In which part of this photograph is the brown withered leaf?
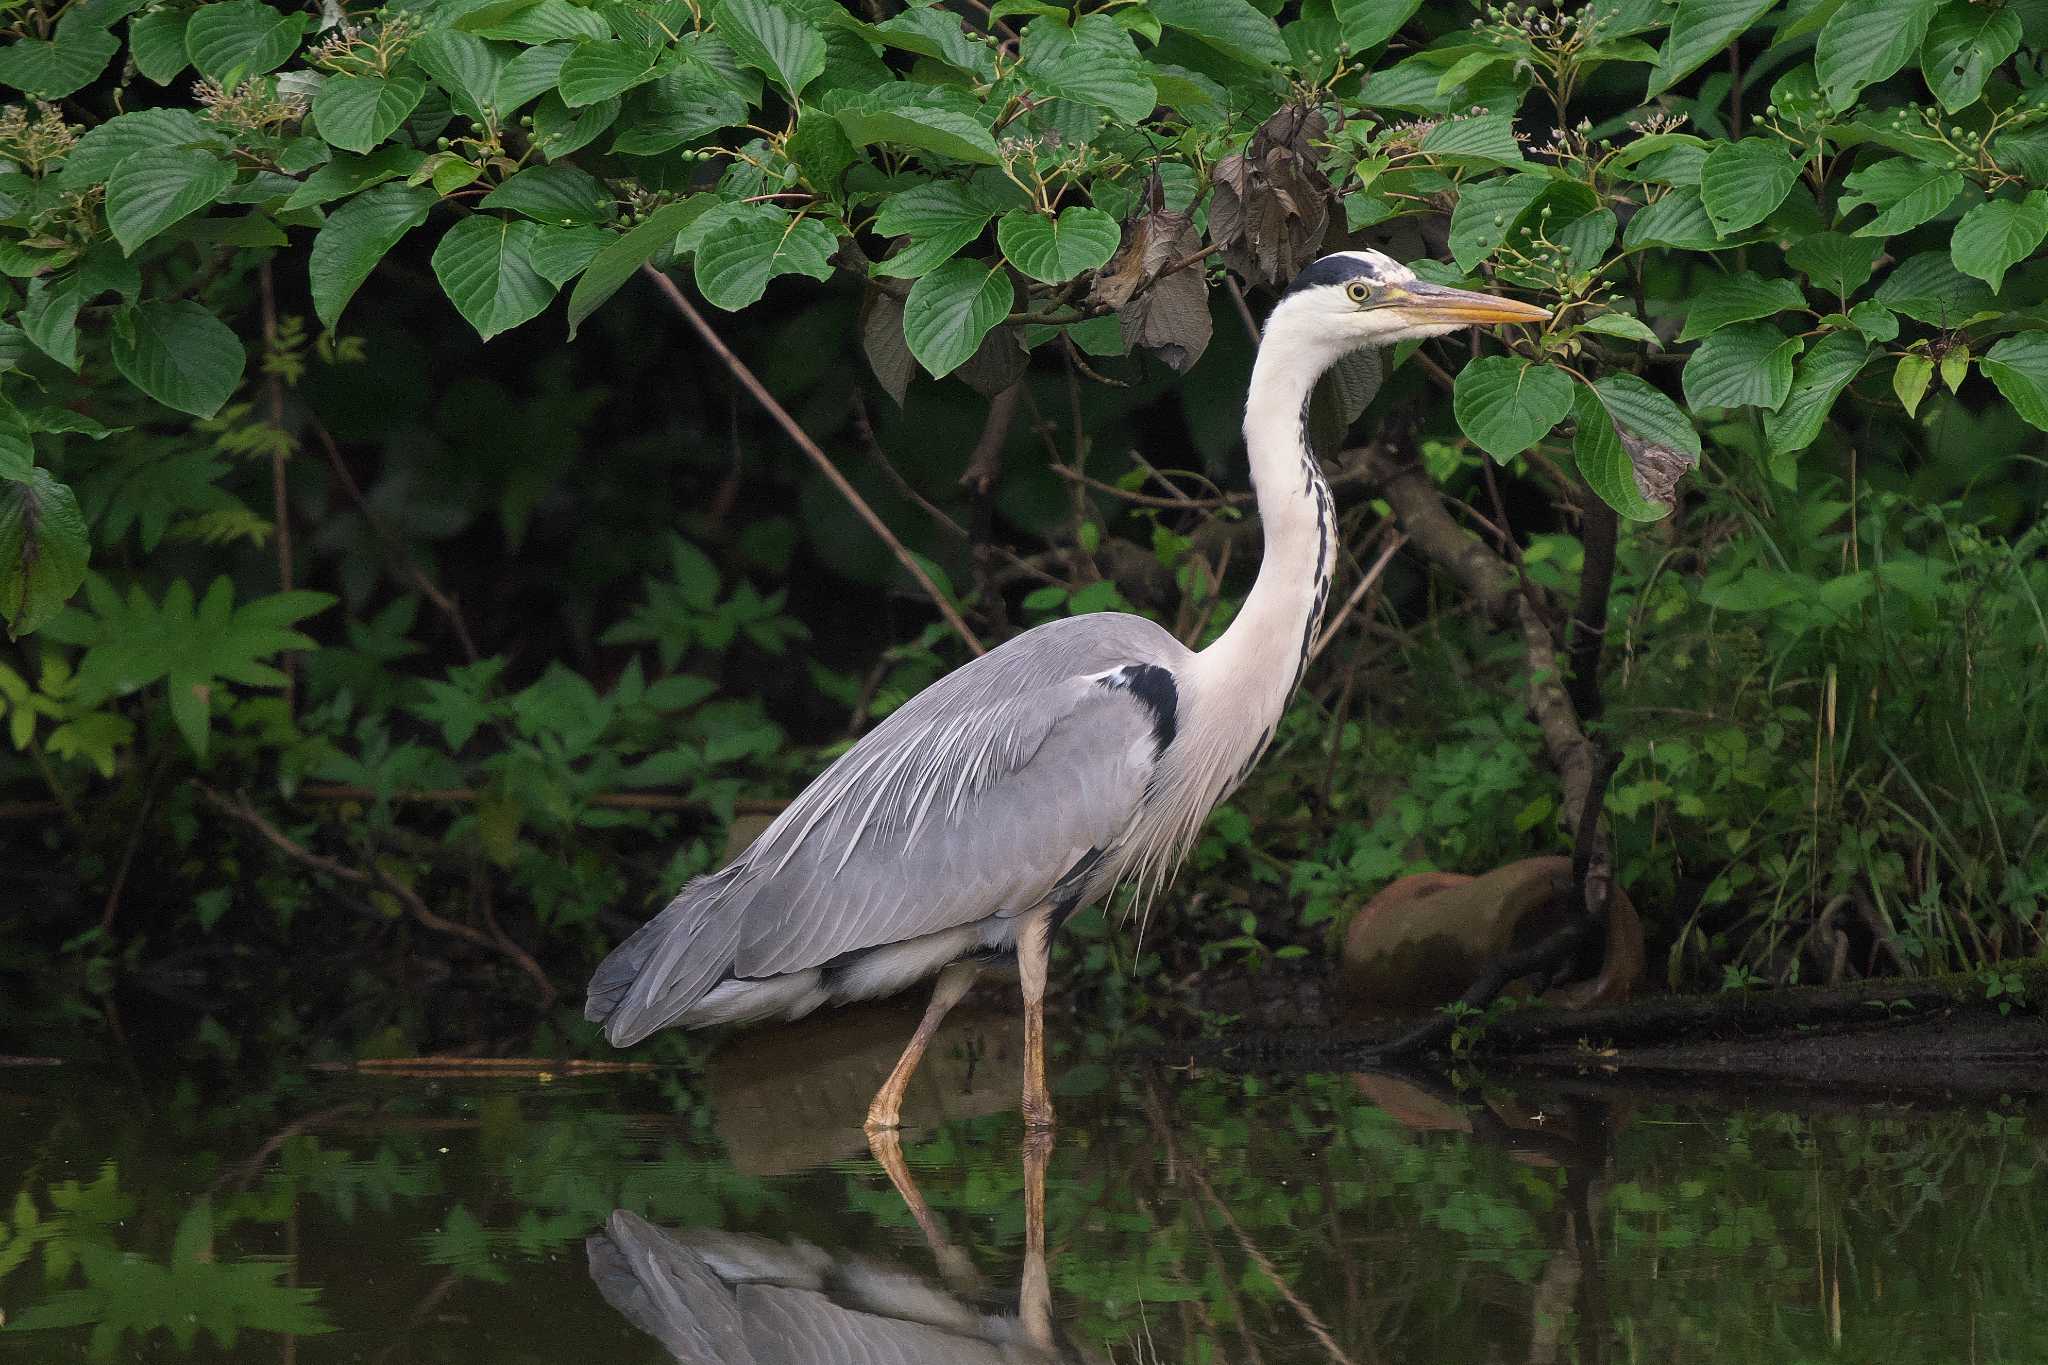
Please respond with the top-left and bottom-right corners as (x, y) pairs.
(1089, 173), (1212, 372)
(1617, 428), (1692, 512)
(1208, 104), (1333, 288)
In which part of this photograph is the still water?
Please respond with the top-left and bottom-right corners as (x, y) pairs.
(3, 1000), (2044, 1363)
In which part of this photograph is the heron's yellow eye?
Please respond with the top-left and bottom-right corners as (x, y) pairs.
(1345, 280), (1372, 304)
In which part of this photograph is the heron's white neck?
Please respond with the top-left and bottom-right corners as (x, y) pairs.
(1190, 312), (1345, 730)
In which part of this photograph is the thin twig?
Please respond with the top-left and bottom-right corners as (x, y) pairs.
(258, 261), (295, 711)
(638, 265), (985, 656)
(295, 783), (786, 814)
(196, 784), (557, 1006)
(1051, 463), (1252, 510)
(1309, 531), (1406, 665)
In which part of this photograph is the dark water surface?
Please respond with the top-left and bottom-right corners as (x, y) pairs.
(4, 1001), (2045, 1363)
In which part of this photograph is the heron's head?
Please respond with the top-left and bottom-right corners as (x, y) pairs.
(1268, 250), (1549, 360)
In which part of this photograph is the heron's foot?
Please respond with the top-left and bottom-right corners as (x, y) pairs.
(1021, 1095), (1056, 1131)
(863, 1104), (902, 1133)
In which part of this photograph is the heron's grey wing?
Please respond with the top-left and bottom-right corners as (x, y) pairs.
(589, 614), (1187, 1040)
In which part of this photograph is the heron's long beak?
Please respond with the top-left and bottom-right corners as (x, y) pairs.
(1379, 280), (1550, 326)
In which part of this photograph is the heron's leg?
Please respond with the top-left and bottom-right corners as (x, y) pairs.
(1017, 904), (1055, 1130)
(865, 960), (980, 1132)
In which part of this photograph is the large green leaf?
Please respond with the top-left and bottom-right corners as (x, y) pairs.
(67, 576), (333, 756)
(874, 181), (1003, 278)
(312, 74), (427, 154)
(459, 0), (609, 41)
(1838, 158), (1963, 237)
(306, 183), (437, 330)
(21, 274), (83, 371)
(1816, 0), (1941, 111)
(557, 37), (665, 106)
(1763, 331), (1870, 469)
(1622, 187), (1723, 250)
(565, 196), (718, 336)
(1785, 231), (1882, 296)
(128, 8), (191, 84)
(109, 301), (245, 418)
(104, 148), (233, 255)
(1648, 0), (1774, 95)
(996, 207), (1119, 284)
(1149, 0), (1289, 67)
(184, 0), (309, 83)
(1921, 5), (2021, 113)
(1025, 45), (1157, 122)
(497, 42), (574, 111)
(0, 470), (89, 640)
(718, 0), (826, 97)
(1874, 250), (1994, 324)
(1447, 174), (1549, 271)
(1982, 333), (2048, 432)
(432, 216), (559, 340)
(688, 202), (837, 311)
(1698, 138), (1801, 235)
(479, 164), (611, 226)
(281, 144), (426, 211)
(1681, 321), (1802, 410)
(55, 108), (222, 189)
(827, 85), (1001, 165)
(0, 26), (118, 97)
(1593, 373), (1701, 459)
(1677, 271), (1807, 342)
(903, 258), (1013, 378)
(1574, 385), (1674, 521)
(1333, 0), (1423, 50)
(1950, 193), (2048, 294)
(1451, 357), (1574, 460)
(872, 9), (995, 77)
(0, 395), (30, 483)
(409, 28), (506, 120)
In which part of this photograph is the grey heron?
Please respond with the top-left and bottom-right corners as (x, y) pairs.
(586, 250), (1548, 1129)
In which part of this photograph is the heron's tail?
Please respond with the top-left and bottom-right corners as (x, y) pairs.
(585, 868), (747, 1046)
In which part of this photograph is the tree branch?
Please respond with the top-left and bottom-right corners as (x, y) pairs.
(638, 264), (985, 657)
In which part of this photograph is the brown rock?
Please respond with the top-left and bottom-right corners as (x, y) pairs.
(1338, 856), (1642, 1011)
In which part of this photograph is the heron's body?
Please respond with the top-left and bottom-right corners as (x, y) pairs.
(587, 251), (1547, 1126)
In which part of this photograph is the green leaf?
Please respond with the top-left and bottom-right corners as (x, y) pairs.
(1420, 110), (1524, 166)
(1786, 230), (1882, 295)
(1579, 312), (1660, 344)
(56, 108), (223, 189)
(461, 0), (608, 41)
(432, 215), (559, 341)
(282, 144), (426, 210)
(0, 396), (30, 483)
(1846, 298), (1898, 341)
(1574, 385), (1674, 521)
(1676, 271), (1807, 343)
(306, 183), (437, 331)
(184, 0), (309, 83)
(873, 180), (1001, 278)
(21, 274), (83, 371)
(1025, 44), (1157, 122)
(903, 258), (1013, 378)
(1950, 193), (2048, 294)
(313, 74), (427, 154)
(67, 577), (332, 756)
(128, 9), (191, 84)
(1982, 333), (2048, 432)
(1681, 321), (1802, 410)
(1816, 0), (1941, 111)
(0, 470), (89, 639)
(996, 206), (1119, 284)
(611, 63), (751, 155)
(1622, 187), (1723, 250)
(1698, 138), (1801, 234)
(872, 9), (995, 76)
(1594, 373), (1702, 459)
(1149, 0), (1289, 67)
(1452, 357), (1574, 460)
(557, 37), (665, 106)
(104, 148), (233, 256)
(689, 201), (837, 310)
(1838, 158), (1963, 237)
(409, 28), (507, 120)
(718, 0), (826, 97)
(1334, 0), (1423, 50)
(1892, 352), (1934, 417)
(1874, 250), (1994, 324)
(0, 27), (117, 97)
(1921, 5), (2021, 112)
(109, 300), (245, 418)
(1763, 331), (1870, 464)
(525, 223), (608, 285)
(565, 196), (718, 336)
(497, 42), (574, 111)
(530, 91), (621, 159)
(827, 84), (1002, 165)
(1448, 173), (1549, 271)
(480, 164), (611, 226)
(1649, 0), (1774, 95)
